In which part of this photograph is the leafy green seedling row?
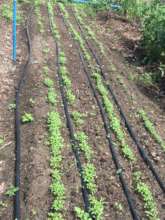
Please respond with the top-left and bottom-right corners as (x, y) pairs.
(139, 109), (165, 152)
(47, 111), (65, 220)
(93, 72), (135, 161)
(133, 171), (159, 220)
(34, 0), (44, 33)
(43, 76), (56, 105)
(43, 56), (66, 219)
(75, 132), (104, 220)
(60, 3), (135, 162)
(48, 1), (75, 105)
(74, 6), (105, 55)
(41, 7), (66, 216)
(49, 2), (104, 219)
(73, 6), (117, 73)
(59, 3), (159, 219)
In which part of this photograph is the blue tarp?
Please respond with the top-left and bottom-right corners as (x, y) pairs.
(73, 0), (89, 3)
(73, 0), (121, 10)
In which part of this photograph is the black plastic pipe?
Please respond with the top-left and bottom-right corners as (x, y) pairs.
(14, 8), (32, 220)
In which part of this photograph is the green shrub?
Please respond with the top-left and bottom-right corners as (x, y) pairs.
(142, 4), (165, 61)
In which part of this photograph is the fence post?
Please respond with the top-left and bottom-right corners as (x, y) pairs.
(13, 0), (17, 61)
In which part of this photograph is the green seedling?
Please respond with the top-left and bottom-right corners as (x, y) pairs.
(43, 48), (50, 54)
(59, 52), (67, 65)
(71, 111), (85, 125)
(8, 103), (16, 111)
(114, 202), (123, 213)
(21, 113), (34, 123)
(29, 98), (35, 106)
(0, 137), (4, 145)
(75, 132), (93, 161)
(75, 207), (91, 220)
(89, 196), (104, 220)
(138, 72), (154, 86)
(43, 77), (54, 88)
(116, 168), (123, 175)
(47, 88), (56, 105)
(43, 66), (49, 75)
(5, 186), (19, 197)
(83, 163), (97, 194)
(66, 90), (76, 104)
(31, 209), (37, 216)
(0, 201), (7, 208)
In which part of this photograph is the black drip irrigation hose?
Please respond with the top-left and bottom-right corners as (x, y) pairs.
(14, 8), (33, 220)
(71, 9), (165, 193)
(47, 4), (91, 216)
(59, 8), (140, 220)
